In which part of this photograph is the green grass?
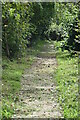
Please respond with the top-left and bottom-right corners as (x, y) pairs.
(54, 41), (78, 118)
(2, 57), (34, 119)
(2, 39), (78, 119)
(2, 40), (46, 120)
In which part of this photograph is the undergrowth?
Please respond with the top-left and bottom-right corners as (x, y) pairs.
(54, 41), (78, 118)
(2, 39), (45, 120)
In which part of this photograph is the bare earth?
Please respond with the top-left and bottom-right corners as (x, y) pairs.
(12, 41), (63, 118)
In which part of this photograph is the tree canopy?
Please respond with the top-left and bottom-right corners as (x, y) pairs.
(2, 2), (80, 58)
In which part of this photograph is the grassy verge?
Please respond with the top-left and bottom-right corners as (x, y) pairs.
(54, 41), (78, 118)
(2, 39), (45, 120)
(2, 57), (34, 119)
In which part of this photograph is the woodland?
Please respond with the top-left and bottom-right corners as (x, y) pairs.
(1, 2), (80, 119)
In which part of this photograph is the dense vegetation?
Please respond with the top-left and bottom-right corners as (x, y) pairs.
(2, 2), (80, 58)
(2, 2), (79, 119)
(54, 41), (78, 118)
(2, 2), (54, 58)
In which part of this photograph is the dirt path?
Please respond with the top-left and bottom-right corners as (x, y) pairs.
(12, 41), (63, 118)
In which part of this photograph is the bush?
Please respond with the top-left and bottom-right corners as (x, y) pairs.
(47, 23), (63, 41)
(67, 17), (80, 51)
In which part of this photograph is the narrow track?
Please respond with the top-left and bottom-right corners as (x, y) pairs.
(12, 41), (63, 118)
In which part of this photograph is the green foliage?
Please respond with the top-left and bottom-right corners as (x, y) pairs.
(2, 99), (14, 120)
(2, 56), (35, 96)
(47, 22), (63, 41)
(2, 39), (45, 119)
(2, 2), (80, 119)
(2, 2), (54, 58)
(31, 3), (54, 38)
(60, 3), (80, 52)
(2, 57), (30, 119)
(49, 2), (80, 52)
(67, 14), (80, 51)
(2, 2), (34, 58)
(54, 41), (78, 118)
